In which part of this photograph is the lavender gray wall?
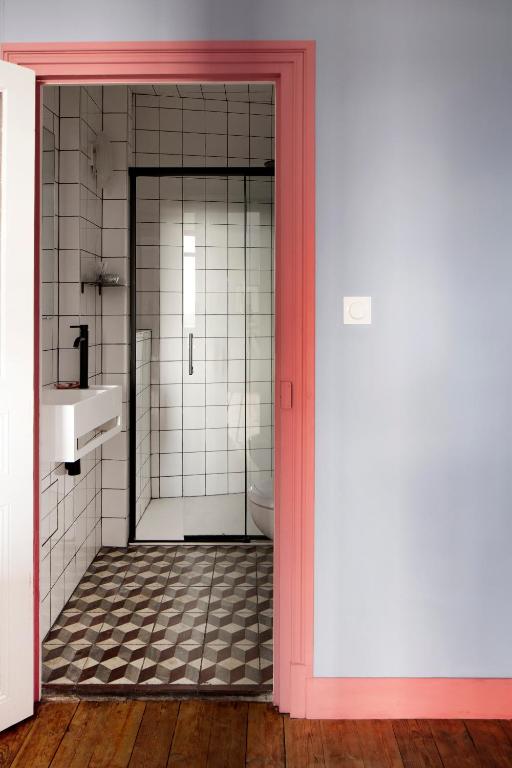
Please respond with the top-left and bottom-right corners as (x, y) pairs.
(4, 0), (512, 676)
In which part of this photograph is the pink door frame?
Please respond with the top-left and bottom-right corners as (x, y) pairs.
(1, 40), (316, 717)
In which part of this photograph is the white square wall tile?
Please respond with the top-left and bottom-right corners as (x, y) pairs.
(183, 475), (205, 496)
(60, 118), (80, 150)
(102, 489), (128, 518)
(103, 200), (128, 228)
(160, 476), (182, 497)
(206, 316), (227, 338)
(60, 86), (80, 117)
(206, 383), (227, 406)
(102, 431), (128, 461)
(228, 472), (245, 494)
(104, 113), (128, 141)
(160, 452), (182, 477)
(206, 428), (227, 451)
(160, 407), (182, 430)
(103, 344), (129, 374)
(102, 516), (129, 546)
(183, 383), (205, 407)
(228, 450), (245, 473)
(103, 85), (128, 113)
(183, 451), (206, 475)
(160, 430), (182, 453)
(183, 429), (206, 452)
(205, 338), (227, 360)
(183, 406), (206, 430)
(206, 450), (227, 473)
(159, 383), (182, 408)
(206, 405), (227, 429)
(102, 460), (128, 490)
(206, 474), (228, 495)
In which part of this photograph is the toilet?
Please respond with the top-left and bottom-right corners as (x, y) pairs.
(248, 478), (274, 540)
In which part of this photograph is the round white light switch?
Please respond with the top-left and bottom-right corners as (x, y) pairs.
(343, 296), (372, 325)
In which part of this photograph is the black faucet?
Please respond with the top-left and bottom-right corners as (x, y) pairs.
(71, 324), (89, 389)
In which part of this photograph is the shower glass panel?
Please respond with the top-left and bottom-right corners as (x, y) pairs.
(246, 176), (275, 494)
(130, 168), (274, 541)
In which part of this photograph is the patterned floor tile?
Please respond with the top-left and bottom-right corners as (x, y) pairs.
(209, 584), (258, 614)
(260, 640), (273, 685)
(43, 544), (273, 692)
(258, 608), (273, 644)
(79, 643), (146, 684)
(111, 589), (163, 613)
(160, 585), (211, 613)
(205, 607), (260, 644)
(166, 571), (213, 587)
(211, 569), (258, 587)
(151, 610), (208, 644)
(45, 610), (105, 645)
(42, 642), (90, 683)
(139, 642), (202, 684)
(200, 641), (261, 686)
(64, 598), (115, 615)
(98, 609), (157, 644)
(123, 571), (169, 587)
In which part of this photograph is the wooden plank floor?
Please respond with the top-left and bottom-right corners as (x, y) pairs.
(2, 700), (512, 767)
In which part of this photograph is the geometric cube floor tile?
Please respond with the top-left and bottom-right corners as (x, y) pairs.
(205, 607), (260, 644)
(139, 643), (203, 684)
(42, 544), (273, 691)
(151, 611), (207, 644)
(79, 645), (146, 685)
(45, 610), (104, 645)
(199, 641), (261, 686)
(160, 586), (211, 613)
(260, 641), (273, 685)
(209, 585), (259, 614)
(98, 609), (157, 644)
(42, 642), (90, 684)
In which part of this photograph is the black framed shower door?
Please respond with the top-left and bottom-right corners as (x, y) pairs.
(128, 166), (274, 543)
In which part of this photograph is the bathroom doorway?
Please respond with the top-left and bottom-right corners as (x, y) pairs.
(38, 81), (275, 694)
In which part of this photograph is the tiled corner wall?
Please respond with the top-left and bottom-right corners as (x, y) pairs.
(133, 84), (274, 503)
(100, 86), (134, 546)
(40, 86), (103, 639)
(135, 330), (152, 525)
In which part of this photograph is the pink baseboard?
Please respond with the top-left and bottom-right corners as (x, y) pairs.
(306, 676), (512, 719)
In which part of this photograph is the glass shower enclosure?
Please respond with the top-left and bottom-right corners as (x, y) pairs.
(129, 167), (274, 541)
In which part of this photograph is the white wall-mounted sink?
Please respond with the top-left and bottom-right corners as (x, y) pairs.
(41, 384), (122, 463)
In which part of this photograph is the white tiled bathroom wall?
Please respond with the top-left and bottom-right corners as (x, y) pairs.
(40, 86), (103, 639)
(100, 85), (134, 546)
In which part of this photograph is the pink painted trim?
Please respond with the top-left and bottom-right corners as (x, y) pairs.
(33, 83), (41, 702)
(306, 677), (512, 719)
(1, 40), (316, 717)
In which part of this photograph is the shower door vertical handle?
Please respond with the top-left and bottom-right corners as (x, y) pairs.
(188, 333), (194, 375)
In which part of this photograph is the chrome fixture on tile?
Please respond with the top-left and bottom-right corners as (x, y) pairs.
(188, 332), (194, 375)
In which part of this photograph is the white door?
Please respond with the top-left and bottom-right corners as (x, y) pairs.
(0, 59), (36, 731)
